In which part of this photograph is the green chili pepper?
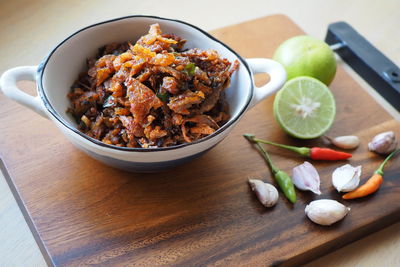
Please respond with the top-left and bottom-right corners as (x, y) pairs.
(244, 134), (297, 203)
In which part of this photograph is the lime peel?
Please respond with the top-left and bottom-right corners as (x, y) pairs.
(273, 35), (337, 85)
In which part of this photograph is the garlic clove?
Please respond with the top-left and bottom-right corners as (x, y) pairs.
(332, 164), (362, 192)
(305, 199), (350, 226)
(292, 161), (321, 195)
(368, 131), (397, 155)
(327, 135), (360, 149)
(248, 179), (279, 208)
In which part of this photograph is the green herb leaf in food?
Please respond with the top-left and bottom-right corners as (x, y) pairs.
(156, 92), (169, 102)
(184, 63), (196, 76)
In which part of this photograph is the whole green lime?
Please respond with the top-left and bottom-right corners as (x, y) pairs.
(273, 35), (337, 85)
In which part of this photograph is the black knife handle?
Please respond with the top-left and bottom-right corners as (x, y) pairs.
(325, 22), (400, 111)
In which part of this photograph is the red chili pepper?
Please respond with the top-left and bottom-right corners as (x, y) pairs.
(243, 134), (352, 161)
(310, 147), (352, 160)
(343, 149), (399, 199)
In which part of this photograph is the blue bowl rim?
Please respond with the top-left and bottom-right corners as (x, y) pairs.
(36, 15), (254, 152)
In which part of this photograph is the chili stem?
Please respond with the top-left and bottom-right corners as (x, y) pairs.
(375, 148), (400, 175)
(252, 138), (310, 157)
(253, 142), (280, 174)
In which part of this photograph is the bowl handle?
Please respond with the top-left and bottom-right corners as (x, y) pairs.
(0, 66), (48, 118)
(246, 58), (286, 108)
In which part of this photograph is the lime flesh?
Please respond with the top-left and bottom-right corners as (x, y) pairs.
(273, 76), (336, 139)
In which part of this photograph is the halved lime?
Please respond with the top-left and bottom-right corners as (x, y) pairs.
(273, 76), (336, 139)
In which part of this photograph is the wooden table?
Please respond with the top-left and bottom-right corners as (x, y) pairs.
(0, 0), (399, 266)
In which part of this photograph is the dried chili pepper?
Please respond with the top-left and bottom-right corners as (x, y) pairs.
(244, 134), (296, 203)
(343, 148), (399, 199)
(243, 134), (352, 161)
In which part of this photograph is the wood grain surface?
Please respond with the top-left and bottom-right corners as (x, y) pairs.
(1, 15), (399, 266)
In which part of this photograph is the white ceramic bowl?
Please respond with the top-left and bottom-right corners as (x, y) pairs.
(0, 15), (286, 172)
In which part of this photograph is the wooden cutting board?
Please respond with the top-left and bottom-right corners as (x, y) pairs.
(1, 15), (399, 266)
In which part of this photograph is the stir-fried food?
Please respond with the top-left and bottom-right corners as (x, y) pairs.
(67, 24), (239, 148)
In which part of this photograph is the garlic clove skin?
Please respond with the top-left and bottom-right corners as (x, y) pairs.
(305, 199), (350, 226)
(332, 164), (362, 192)
(248, 179), (279, 208)
(292, 161), (321, 195)
(368, 131), (397, 155)
(328, 135), (360, 149)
